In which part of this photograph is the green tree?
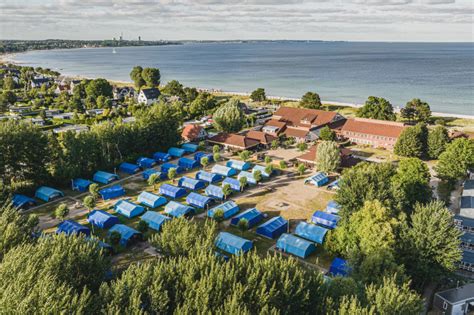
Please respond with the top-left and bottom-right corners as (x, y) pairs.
(239, 150), (251, 162)
(83, 195), (96, 211)
(264, 156), (272, 165)
(0, 90), (17, 111)
(189, 92), (216, 118)
(184, 87), (199, 102)
(213, 98), (244, 133)
(162, 80), (185, 98)
(223, 183), (232, 199)
(319, 126), (336, 141)
(435, 138), (474, 181)
(200, 157), (209, 169)
(213, 152), (221, 162)
(3, 76), (16, 90)
(141, 67), (161, 87)
(428, 126), (449, 159)
(394, 123), (428, 158)
(250, 88), (266, 102)
(279, 160), (287, 169)
(130, 66), (145, 88)
(297, 142), (308, 152)
(401, 98), (431, 123)
(147, 173), (159, 190)
(265, 164), (274, 177)
(213, 145), (220, 154)
(300, 91), (322, 109)
(137, 220), (149, 233)
(253, 170), (262, 183)
(54, 203), (69, 221)
(400, 201), (462, 288)
(109, 231), (121, 245)
(167, 168), (177, 182)
(297, 163), (306, 176)
(356, 96), (396, 121)
(239, 176), (248, 191)
(316, 141), (340, 173)
(271, 139), (280, 150)
(85, 78), (113, 99)
(89, 183), (100, 199)
(237, 218), (249, 235)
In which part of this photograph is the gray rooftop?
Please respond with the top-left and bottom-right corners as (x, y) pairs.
(463, 180), (474, 197)
(455, 215), (474, 228)
(436, 283), (474, 304)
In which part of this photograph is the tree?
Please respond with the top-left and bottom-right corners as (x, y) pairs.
(356, 96), (396, 121)
(109, 231), (121, 245)
(264, 156), (272, 165)
(168, 168), (177, 182)
(297, 142), (308, 152)
(0, 203), (38, 259)
(428, 126), (449, 159)
(237, 218), (249, 235)
(198, 141), (206, 150)
(401, 98), (431, 123)
(200, 157), (209, 169)
(297, 163), (306, 176)
(213, 152), (221, 162)
(239, 176), (248, 191)
(130, 66), (145, 88)
(279, 160), (287, 169)
(319, 126), (336, 141)
(184, 87), (199, 102)
(213, 98), (244, 133)
(253, 170), (262, 183)
(162, 80), (184, 97)
(300, 91), (322, 109)
(213, 145), (220, 154)
(239, 150), (251, 162)
(85, 78), (113, 99)
(189, 92), (216, 118)
(54, 203), (69, 221)
(222, 183), (232, 199)
(137, 220), (149, 233)
(271, 139), (280, 150)
(315, 141), (340, 173)
(89, 183), (100, 199)
(147, 173), (159, 190)
(435, 138), (474, 181)
(400, 201), (462, 288)
(250, 88), (266, 102)
(394, 123), (428, 158)
(141, 67), (161, 87)
(265, 164), (274, 177)
(0, 90), (17, 111)
(213, 209), (225, 225)
(3, 76), (16, 90)
(83, 195), (95, 211)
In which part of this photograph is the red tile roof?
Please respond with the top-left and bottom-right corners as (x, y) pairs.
(264, 119), (287, 129)
(181, 124), (204, 141)
(341, 118), (406, 138)
(272, 107), (339, 128)
(208, 133), (260, 149)
(245, 130), (278, 144)
(284, 128), (309, 139)
(296, 144), (353, 163)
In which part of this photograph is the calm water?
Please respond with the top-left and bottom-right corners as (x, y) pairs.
(11, 42), (474, 115)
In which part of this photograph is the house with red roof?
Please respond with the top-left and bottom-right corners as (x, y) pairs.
(181, 124), (208, 142)
(207, 133), (260, 151)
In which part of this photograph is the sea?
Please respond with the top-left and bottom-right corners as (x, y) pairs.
(10, 41), (474, 116)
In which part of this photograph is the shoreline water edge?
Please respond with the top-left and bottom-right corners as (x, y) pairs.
(2, 51), (473, 120)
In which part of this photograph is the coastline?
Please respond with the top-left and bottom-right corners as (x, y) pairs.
(2, 51), (473, 121)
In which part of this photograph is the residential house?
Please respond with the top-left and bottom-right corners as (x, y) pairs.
(45, 109), (62, 118)
(9, 106), (32, 115)
(52, 112), (74, 120)
(208, 133), (260, 151)
(28, 118), (45, 126)
(113, 86), (135, 100)
(30, 77), (52, 89)
(433, 283), (474, 314)
(261, 107), (345, 142)
(137, 88), (161, 105)
(341, 117), (407, 150)
(53, 124), (89, 134)
(182, 124), (208, 142)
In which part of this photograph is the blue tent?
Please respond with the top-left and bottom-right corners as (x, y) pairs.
(252, 165), (272, 178)
(178, 157), (200, 170)
(276, 233), (316, 259)
(12, 194), (36, 209)
(87, 210), (119, 229)
(215, 232), (253, 256)
(159, 184), (187, 199)
(256, 216), (288, 239)
(93, 171), (119, 184)
(137, 191), (167, 208)
(99, 185), (125, 200)
(182, 143), (199, 153)
(205, 184), (225, 200)
(108, 224), (142, 247)
(56, 220), (91, 236)
(212, 165), (237, 177)
(137, 157), (156, 169)
(208, 200), (239, 219)
(141, 211), (170, 231)
(178, 177), (206, 191)
(238, 171), (257, 185)
(168, 147), (185, 158)
(72, 178), (93, 192)
(295, 221), (328, 245)
(119, 162), (140, 174)
(196, 171), (223, 183)
(311, 211), (341, 229)
(153, 152), (171, 162)
(222, 177), (241, 191)
(329, 258), (351, 277)
(226, 160), (251, 171)
(161, 163), (184, 175)
(230, 208), (263, 228)
(186, 192), (212, 209)
(35, 186), (64, 202)
(194, 151), (213, 162)
(304, 172), (329, 187)
(327, 179), (340, 190)
(326, 201), (341, 214)
(114, 200), (145, 218)
(164, 201), (195, 218)
(143, 169), (166, 180)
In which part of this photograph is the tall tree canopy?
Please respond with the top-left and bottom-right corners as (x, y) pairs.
(315, 141), (340, 173)
(427, 126), (449, 160)
(141, 67), (161, 87)
(250, 88), (266, 102)
(356, 96), (396, 121)
(435, 138), (474, 181)
(213, 98), (245, 133)
(401, 98), (431, 123)
(394, 123), (428, 158)
(300, 91), (322, 109)
(85, 78), (113, 99)
(129, 66), (145, 88)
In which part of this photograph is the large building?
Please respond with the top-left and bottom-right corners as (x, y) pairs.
(208, 133), (260, 151)
(340, 117), (406, 150)
(433, 283), (474, 314)
(262, 107), (345, 142)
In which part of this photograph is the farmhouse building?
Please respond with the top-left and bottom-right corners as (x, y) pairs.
(182, 124), (208, 142)
(137, 88), (161, 105)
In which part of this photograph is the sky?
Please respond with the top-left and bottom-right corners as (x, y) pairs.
(0, 0), (473, 42)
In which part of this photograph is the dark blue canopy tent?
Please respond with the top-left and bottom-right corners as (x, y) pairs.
(168, 147), (185, 158)
(142, 169), (166, 180)
(226, 160), (252, 171)
(178, 177), (206, 191)
(159, 184), (187, 199)
(186, 192), (212, 209)
(326, 201), (341, 214)
(72, 178), (93, 192)
(35, 186), (64, 202)
(329, 258), (351, 277)
(196, 171), (223, 183)
(178, 157), (200, 170)
(161, 163), (185, 175)
(137, 157), (156, 169)
(294, 221), (328, 245)
(119, 162), (140, 174)
(99, 185), (125, 200)
(108, 224), (142, 247)
(12, 194), (36, 209)
(87, 210), (119, 229)
(208, 200), (239, 219)
(215, 232), (253, 256)
(256, 216), (288, 239)
(141, 211), (170, 231)
(311, 211), (341, 229)
(182, 143), (198, 153)
(153, 152), (171, 162)
(194, 151), (213, 162)
(212, 165), (238, 177)
(205, 184), (225, 200)
(231, 208), (263, 228)
(56, 220), (91, 236)
(276, 233), (316, 259)
(93, 171), (119, 184)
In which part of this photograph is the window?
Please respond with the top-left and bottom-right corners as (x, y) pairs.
(443, 301), (448, 310)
